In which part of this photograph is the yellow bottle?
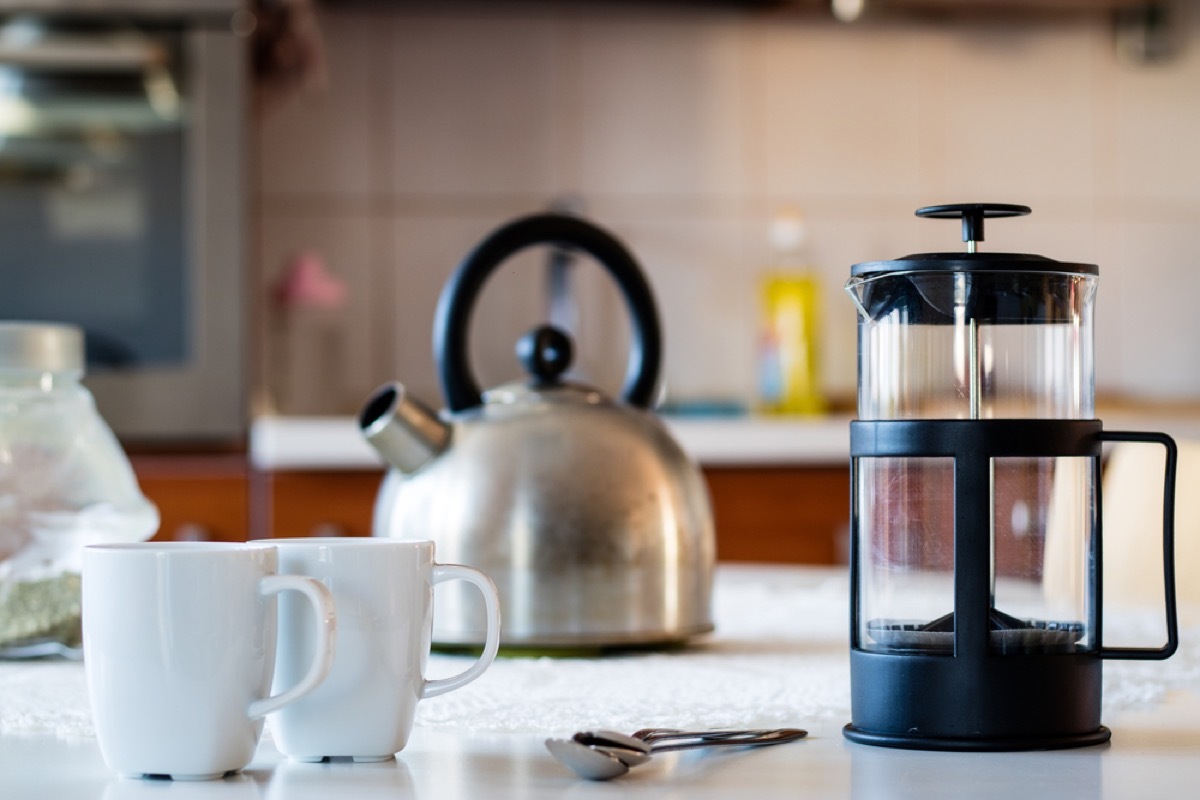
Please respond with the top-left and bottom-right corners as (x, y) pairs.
(758, 211), (826, 415)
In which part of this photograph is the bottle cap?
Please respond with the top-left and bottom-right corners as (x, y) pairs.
(769, 209), (807, 254)
(0, 322), (84, 373)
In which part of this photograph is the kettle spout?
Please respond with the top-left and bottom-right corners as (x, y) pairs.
(359, 381), (450, 475)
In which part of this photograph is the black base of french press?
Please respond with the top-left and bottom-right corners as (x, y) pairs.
(845, 648), (1111, 752)
(842, 723), (1111, 752)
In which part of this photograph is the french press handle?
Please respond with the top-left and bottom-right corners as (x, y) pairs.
(1098, 430), (1179, 661)
(433, 213), (663, 413)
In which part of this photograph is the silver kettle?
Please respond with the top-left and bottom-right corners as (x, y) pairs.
(359, 213), (715, 650)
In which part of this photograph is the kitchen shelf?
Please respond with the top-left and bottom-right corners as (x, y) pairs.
(248, 406), (1200, 471)
(248, 414), (853, 470)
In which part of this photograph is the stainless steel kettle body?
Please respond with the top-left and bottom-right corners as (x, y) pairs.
(361, 213), (715, 649)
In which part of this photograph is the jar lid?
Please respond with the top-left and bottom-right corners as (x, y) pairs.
(851, 203), (1099, 277)
(0, 322), (84, 373)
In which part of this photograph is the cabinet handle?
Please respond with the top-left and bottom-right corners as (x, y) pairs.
(173, 523), (212, 542)
(308, 522), (347, 538)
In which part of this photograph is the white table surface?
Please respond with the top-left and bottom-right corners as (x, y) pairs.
(248, 410), (1200, 471)
(249, 414), (855, 470)
(3, 565), (1200, 799)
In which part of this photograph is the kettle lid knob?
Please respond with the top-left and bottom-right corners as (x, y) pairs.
(516, 325), (573, 385)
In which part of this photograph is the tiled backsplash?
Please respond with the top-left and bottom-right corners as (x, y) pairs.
(255, 1), (1200, 416)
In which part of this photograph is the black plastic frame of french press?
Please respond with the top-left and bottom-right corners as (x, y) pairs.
(844, 418), (1115, 751)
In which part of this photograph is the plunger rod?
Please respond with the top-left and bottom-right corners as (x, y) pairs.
(967, 316), (997, 606)
(969, 318), (981, 420)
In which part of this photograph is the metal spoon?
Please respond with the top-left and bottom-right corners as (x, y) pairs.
(546, 727), (808, 780)
(573, 728), (786, 764)
(571, 731), (652, 767)
(546, 737), (634, 780)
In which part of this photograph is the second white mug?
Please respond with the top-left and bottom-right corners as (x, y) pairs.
(257, 537), (502, 762)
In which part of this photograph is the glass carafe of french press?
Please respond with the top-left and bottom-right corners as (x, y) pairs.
(843, 203), (1179, 750)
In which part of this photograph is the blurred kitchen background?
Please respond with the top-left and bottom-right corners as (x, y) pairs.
(256, 0), (1200, 419)
(4, 0), (1200, 552)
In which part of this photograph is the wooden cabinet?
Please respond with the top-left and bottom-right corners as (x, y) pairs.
(259, 470), (383, 538)
(705, 466), (849, 565)
(131, 455), (252, 543)
(253, 465), (850, 564)
(132, 455), (850, 563)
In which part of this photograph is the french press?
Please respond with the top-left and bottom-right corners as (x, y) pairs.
(843, 203), (1179, 751)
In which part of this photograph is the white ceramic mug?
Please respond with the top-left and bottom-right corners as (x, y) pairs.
(83, 542), (337, 781)
(255, 538), (501, 762)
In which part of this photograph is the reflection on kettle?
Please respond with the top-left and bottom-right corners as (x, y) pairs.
(360, 213), (716, 651)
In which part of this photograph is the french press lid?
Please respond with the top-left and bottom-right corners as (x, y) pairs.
(849, 203), (1098, 325)
(851, 203), (1098, 277)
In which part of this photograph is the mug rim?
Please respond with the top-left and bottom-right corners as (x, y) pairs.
(249, 537), (434, 548)
(85, 541), (276, 553)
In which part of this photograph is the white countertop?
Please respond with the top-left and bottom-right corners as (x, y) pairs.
(249, 414), (854, 470)
(249, 409), (1200, 472)
(4, 565), (1200, 799)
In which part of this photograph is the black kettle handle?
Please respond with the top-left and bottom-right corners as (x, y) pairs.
(434, 213), (662, 413)
(1098, 430), (1179, 661)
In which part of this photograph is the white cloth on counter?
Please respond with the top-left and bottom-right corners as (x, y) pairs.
(3, 565), (1199, 740)
(421, 566), (853, 737)
(0, 661), (93, 739)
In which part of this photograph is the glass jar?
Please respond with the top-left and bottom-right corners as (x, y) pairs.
(0, 322), (158, 658)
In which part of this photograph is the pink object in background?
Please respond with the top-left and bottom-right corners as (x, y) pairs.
(272, 250), (348, 310)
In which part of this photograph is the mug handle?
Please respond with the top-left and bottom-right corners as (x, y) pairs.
(246, 575), (337, 719)
(422, 564), (502, 699)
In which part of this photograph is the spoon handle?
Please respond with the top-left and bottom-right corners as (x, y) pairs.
(646, 728), (808, 753)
